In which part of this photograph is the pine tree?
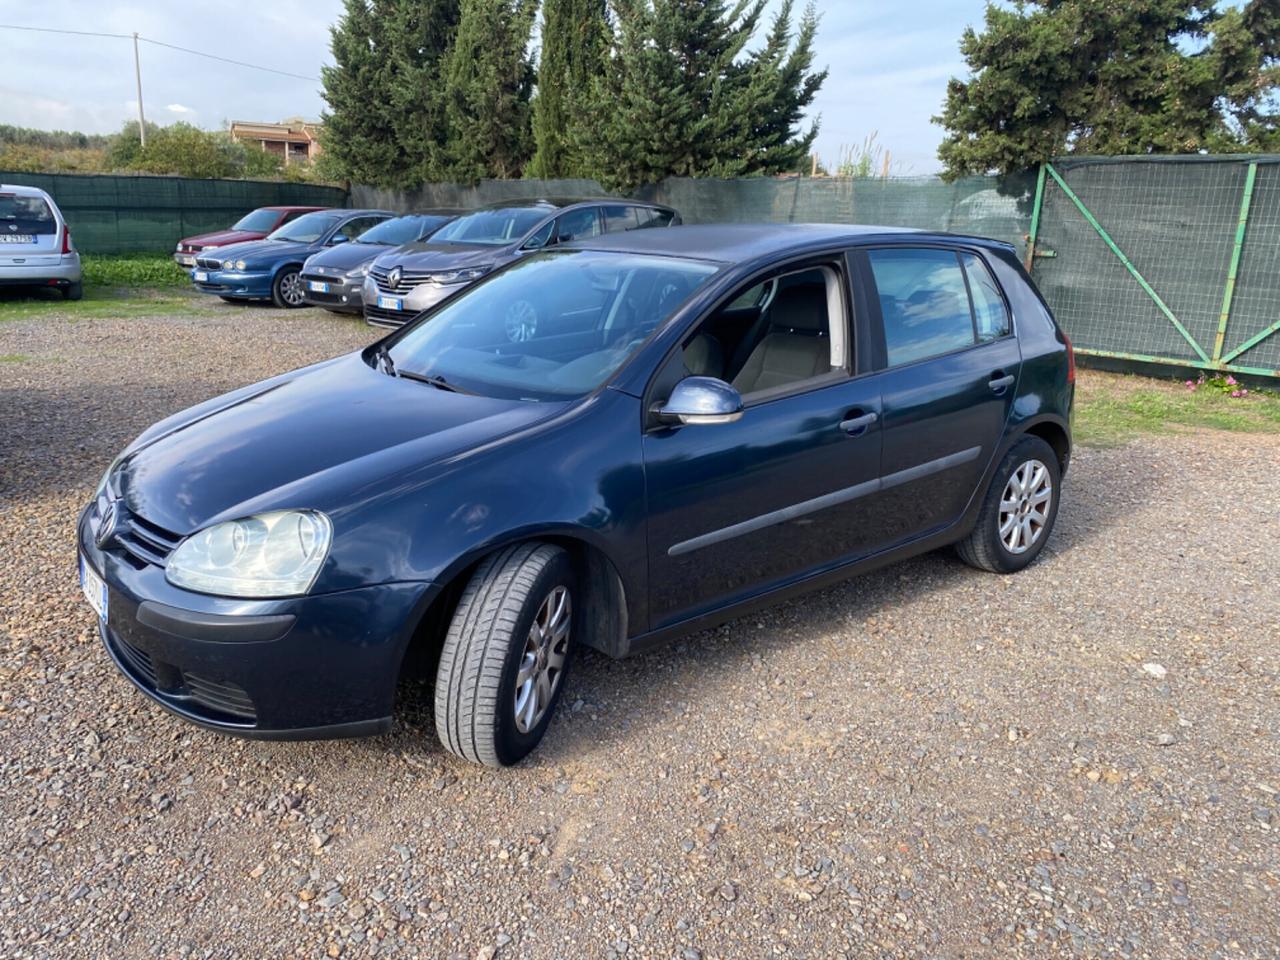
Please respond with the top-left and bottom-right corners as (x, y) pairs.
(529, 0), (609, 178)
(320, 0), (460, 187)
(935, 0), (1280, 179)
(442, 0), (539, 181)
(573, 0), (826, 191)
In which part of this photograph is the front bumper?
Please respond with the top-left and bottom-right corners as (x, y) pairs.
(191, 268), (274, 300)
(174, 251), (200, 268)
(300, 271), (365, 312)
(78, 507), (433, 739)
(362, 277), (463, 328)
(0, 253), (81, 285)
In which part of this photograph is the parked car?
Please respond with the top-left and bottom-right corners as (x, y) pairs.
(173, 206), (325, 267)
(0, 183), (82, 300)
(80, 224), (1073, 766)
(299, 211), (462, 314)
(362, 198), (680, 328)
(191, 209), (393, 308)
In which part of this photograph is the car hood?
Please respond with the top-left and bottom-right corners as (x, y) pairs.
(377, 242), (511, 272)
(212, 238), (318, 265)
(115, 352), (561, 533)
(305, 241), (387, 272)
(183, 228), (265, 248)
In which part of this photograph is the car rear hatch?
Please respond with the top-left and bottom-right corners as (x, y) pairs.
(0, 192), (62, 267)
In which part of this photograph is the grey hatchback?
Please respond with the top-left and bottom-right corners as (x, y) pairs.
(0, 184), (82, 300)
(362, 198), (680, 328)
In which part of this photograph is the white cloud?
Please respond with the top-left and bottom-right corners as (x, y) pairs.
(166, 103), (194, 114)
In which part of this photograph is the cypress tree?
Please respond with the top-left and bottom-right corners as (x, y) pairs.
(442, 0), (539, 181)
(529, 0), (609, 178)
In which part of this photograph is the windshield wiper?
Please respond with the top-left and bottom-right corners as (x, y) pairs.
(398, 370), (475, 395)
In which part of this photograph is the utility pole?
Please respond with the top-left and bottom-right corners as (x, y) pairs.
(132, 32), (147, 146)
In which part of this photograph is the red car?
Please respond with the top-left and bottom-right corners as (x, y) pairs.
(173, 206), (326, 267)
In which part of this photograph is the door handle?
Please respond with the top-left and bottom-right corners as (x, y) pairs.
(989, 372), (1016, 393)
(839, 411), (878, 436)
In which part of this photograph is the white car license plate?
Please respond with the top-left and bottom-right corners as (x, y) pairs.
(309, 280), (330, 293)
(79, 555), (108, 621)
(177, 254), (196, 266)
(194, 270), (208, 282)
(0, 234), (35, 244)
(377, 295), (402, 311)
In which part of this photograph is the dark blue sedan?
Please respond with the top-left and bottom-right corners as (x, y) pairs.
(191, 208), (393, 307)
(81, 224), (1074, 766)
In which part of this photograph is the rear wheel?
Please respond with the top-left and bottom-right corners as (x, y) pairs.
(271, 267), (306, 308)
(63, 281), (83, 301)
(434, 543), (576, 766)
(956, 436), (1061, 574)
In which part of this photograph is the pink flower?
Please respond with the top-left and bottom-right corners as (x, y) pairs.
(1226, 375), (1238, 386)
(1184, 379), (1194, 387)
(1231, 390), (1241, 398)
(1241, 388), (1249, 396)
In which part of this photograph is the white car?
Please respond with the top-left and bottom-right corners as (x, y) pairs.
(0, 183), (82, 300)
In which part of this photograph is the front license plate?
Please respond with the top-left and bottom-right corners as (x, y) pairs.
(376, 295), (402, 311)
(0, 234), (35, 244)
(309, 280), (330, 293)
(79, 555), (108, 621)
(194, 270), (208, 282)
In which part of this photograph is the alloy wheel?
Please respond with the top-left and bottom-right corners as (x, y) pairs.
(998, 458), (1052, 555)
(280, 271), (305, 306)
(513, 585), (571, 733)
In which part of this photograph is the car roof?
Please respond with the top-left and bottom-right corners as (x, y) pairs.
(0, 183), (55, 199)
(568, 222), (1012, 263)
(259, 205), (327, 212)
(474, 197), (671, 212)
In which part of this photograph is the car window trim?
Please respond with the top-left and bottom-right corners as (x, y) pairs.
(960, 250), (1015, 343)
(857, 242), (1019, 372)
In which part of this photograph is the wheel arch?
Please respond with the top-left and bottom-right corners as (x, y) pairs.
(1015, 415), (1071, 475)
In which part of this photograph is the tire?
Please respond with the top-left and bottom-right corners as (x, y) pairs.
(434, 543), (576, 767)
(63, 281), (83, 301)
(271, 267), (306, 308)
(956, 436), (1062, 574)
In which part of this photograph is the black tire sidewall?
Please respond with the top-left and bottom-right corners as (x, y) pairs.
(982, 437), (1062, 573)
(492, 551), (577, 766)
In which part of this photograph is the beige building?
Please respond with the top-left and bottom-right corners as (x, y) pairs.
(229, 118), (323, 165)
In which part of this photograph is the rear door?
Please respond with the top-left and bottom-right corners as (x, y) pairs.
(0, 192), (61, 267)
(857, 245), (1021, 544)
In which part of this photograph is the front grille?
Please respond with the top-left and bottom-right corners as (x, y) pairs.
(183, 673), (257, 720)
(195, 255), (225, 270)
(365, 305), (410, 328)
(116, 513), (182, 567)
(299, 274), (349, 304)
(369, 264), (435, 295)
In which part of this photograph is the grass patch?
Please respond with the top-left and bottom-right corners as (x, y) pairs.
(0, 353), (31, 362)
(1074, 371), (1280, 447)
(0, 286), (208, 322)
(81, 254), (188, 288)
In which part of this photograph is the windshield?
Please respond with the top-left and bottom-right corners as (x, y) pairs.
(357, 215), (445, 245)
(232, 208), (281, 232)
(268, 212), (341, 243)
(388, 251), (719, 401)
(0, 194), (57, 234)
(428, 207), (548, 246)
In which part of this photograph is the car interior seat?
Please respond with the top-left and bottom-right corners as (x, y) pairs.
(730, 283), (831, 394)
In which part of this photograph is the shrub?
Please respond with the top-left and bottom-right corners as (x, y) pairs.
(81, 255), (188, 288)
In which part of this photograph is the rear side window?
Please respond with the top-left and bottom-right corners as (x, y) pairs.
(636, 208), (675, 228)
(961, 252), (1011, 341)
(602, 205), (638, 233)
(867, 248), (976, 367)
(0, 194), (57, 235)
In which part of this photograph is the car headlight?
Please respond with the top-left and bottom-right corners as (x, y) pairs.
(165, 510), (332, 598)
(345, 264), (368, 279)
(235, 260), (247, 271)
(223, 260), (234, 270)
(432, 266), (491, 285)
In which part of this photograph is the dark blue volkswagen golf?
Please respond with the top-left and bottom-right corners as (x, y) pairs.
(80, 224), (1073, 766)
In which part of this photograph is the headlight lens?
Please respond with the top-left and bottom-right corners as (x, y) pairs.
(223, 260), (234, 270)
(235, 259), (247, 271)
(345, 264), (368, 279)
(433, 266), (491, 285)
(166, 510), (332, 598)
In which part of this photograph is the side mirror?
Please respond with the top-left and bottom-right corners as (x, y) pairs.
(653, 377), (744, 426)
(329, 234), (350, 245)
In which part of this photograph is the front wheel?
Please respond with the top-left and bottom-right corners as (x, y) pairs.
(956, 436), (1061, 574)
(434, 543), (576, 766)
(271, 267), (306, 308)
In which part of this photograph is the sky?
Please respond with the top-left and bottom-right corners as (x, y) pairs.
(0, 0), (991, 176)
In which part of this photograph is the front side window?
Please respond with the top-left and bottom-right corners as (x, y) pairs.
(430, 207), (549, 246)
(867, 248), (977, 367)
(388, 251), (719, 400)
(338, 216), (384, 240)
(679, 266), (847, 398)
(268, 212), (342, 243)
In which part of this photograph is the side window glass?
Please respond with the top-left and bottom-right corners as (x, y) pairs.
(340, 217), (378, 239)
(523, 219), (555, 250)
(867, 248), (976, 367)
(642, 208), (674, 228)
(554, 208), (601, 244)
(602, 205), (638, 233)
(961, 253), (1011, 341)
(281, 210), (304, 224)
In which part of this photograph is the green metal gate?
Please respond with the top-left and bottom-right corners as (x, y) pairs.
(1026, 155), (1279, 380)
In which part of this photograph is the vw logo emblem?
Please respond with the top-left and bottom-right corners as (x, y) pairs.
(96, 499), (123, 549)
(388, 266), (402, 288)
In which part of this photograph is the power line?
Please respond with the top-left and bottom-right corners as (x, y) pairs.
(0, 23), (321, 82)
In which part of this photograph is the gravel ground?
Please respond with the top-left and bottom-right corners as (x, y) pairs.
(1, 297), (1277, 960)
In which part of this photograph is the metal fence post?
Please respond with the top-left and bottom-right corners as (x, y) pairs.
(1024, 163), (1046, 273)
(1211, 162), (1257, 364)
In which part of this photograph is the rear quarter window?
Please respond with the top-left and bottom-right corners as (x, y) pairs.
(0, 195), (57, 235)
